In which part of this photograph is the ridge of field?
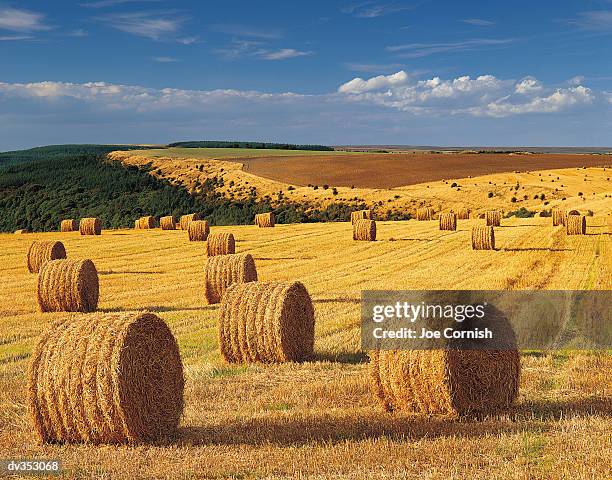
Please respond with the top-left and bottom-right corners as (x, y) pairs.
(0, 217), (610, 478)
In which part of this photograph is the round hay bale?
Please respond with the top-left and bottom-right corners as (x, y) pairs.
(60, 219), (78, 232)
(255, 212), (275, 228)
(370, 349), (519, 415)
(439, 213), (457, 231)
(160, 216), (176, 230)
(188, 220), (210, 241)
(204, 253), (258, 304)
(457, 208), (470, 220)
(551, 208), (566, 226)
(485, 210), (501, 227)
(416, 207), (434, 221)
(37, 259), (99, 312)
(27, 241), (66, 273)
(218, 281), (315, 363)
(79, 218), (101, 236)
(14, 229), (30, 234)
(350, 210), (372, 224)
(566, 215), (586, 235)
(179, 213), (201, 231)
(472, 226), (495, 250)
(137, 216), (157, 229)
(28, 311), (184, 444)
(568, 210), (580, 216)
(134, 219), (139, 229)
(353, 219), (376, 241)
(207, 232), (235, 256)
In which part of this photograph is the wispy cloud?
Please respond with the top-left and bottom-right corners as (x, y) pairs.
(210, 24), (282, 39)
(79, 0), (161, 8)
(461, 18), (495, 26)
(68, 29), (88, 37)
(342, 1), (418, 18)
(345, 62), (405, 73)
(0, 34), (34, 41)
(0, 7), (50, 32)
(152, 56), (178, 62)
(96, 10), (191, 42)
(215, 40), (312, 61)
(387, 38), (514, 58)
(570, 10), (612, 31)
(259, 48), (313, 60)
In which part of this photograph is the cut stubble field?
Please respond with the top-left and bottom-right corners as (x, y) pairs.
(0, 217), (611, 479)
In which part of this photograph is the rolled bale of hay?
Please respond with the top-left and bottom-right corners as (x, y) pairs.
(568, 209), (580, 216)
(472, 226), (495, 250)
(179, 213), (201, 231)
(566, 215), (586, 235)
(160, 216), (176, 230)
(14, 229), (30, 234)
(350, 210), (373, 224)
(457, 208), (470, 220)
(137, 216), (157, 229)
(134, 219), (139, 229)
(353, 219), (377, 241)
(79, 217), (101, 236)
(255, 212), (275, 228)
(370, 349), (519, 415)
(416, 207), (434, 221)
(27, 241), (66, 273)
(28, 311), (184, 444)
(60, 219), (78, 232)
(204, 253), (258, 304)
(218, 281), (315, 363)
(207, 232), (235, 256)
(37, 259), (99, 312)
(188, 220), (210, 241)
(439, 213), (457, 231)
(485, 210), (501, 227)
(552, 208), (566, 226)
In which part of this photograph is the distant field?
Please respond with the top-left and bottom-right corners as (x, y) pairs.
(137, 147), (358, 160)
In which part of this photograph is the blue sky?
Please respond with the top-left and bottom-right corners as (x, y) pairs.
(1, 0), (612, 149)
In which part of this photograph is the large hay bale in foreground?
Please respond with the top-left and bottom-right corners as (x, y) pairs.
(79, 218), (101, 235)
(370, 349), (520, 415)
(204, 253), (258, 304)
(552, 208), (566, 226)
(219, 281), (315, 363)
(457, 208), (470, 220)
(207, 232), (235, 256)
(160, 216), (176, 230)
(350, 210), (372, 224)
(136, 216), (157, 229)
(60, 219), (78, 232)
(566, 215), (586, 235)
(353, 219), (376, 241)
(255, 212), (275, 228)
(416, 207), (434, 221)
(472, 226), (495, 250)
(37, 259), (99, 312)
(179, 213), (201, 231)
(188, 220), (210, 241)
(27, 241), (66, 273)
(486, 210), (501, 227)
(439, 213), (457, 231)
(28, 311), (184, 444)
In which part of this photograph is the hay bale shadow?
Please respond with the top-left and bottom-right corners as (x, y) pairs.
(312, 351), (368, 364)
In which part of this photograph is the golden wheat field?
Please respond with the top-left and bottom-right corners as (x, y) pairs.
(1, 215), (611, 479)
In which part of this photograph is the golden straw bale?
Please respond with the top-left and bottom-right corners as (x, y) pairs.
(37, 259), (99, 312)
(350, 210), (373, 224)
(79, 218), (101, 235)
(159, 216), (176, 230)
(255, 212), (275, 228)
(179, 213), (201, 231)
(27, 241), (66, 273)
(28, 311), (184, 444)
(204, 253), (258, 304)
(457, 208), (470, 220)
(60, 219), (78, 232)
(207, 232), (235, 256)
(218, 281), (315, 363)
(370, 349), (520, 415)
(14, 229), (30, 234)
(485, 210), (501, 227)
(353, 219), (376, 241)
(416, 207), (434, 221)
(134, 219), (139, 229)
(566, 215), (586, 235)
(552, 208), (566, 226)
(188, 220), (210, 241)
(136, 216), (157, 229)
(472, 226), (495, 250)
(439, 213), (457, 231)
(567, 210), (580, 216)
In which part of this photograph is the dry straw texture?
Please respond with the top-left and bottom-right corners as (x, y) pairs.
(552, 208), (566, 226)
(370, 349), (520, 415)
(37, 259), (99, 312)
(472, 226), (495, 250)
(28, 311), (184, 444)
(207, 233), (236, 257)
(159, 216), (176, 230)
(566, 215), (586, 235)
(416, 207), (434, 221)
(179, 213), (201, 231)
(255, 212), (275, 228)
(607, 214), (612, 234)
(350, 210), (373, 225)
(353, 219), (377, 241)
(204, 253), (258, 304)
(136, 216), (157, 229)
(188, 220), (210, 241)
(457, 208), (470, 220)
(79, 218), (101, 236)
(439, 213), (457, 231)
(218, 281), (315, 363)
(486, 210), (501, 227)
(27, 241), (66, 273)
(60, 219), (78, 232)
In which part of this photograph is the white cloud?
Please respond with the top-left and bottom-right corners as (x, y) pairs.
(515, 76), (543, 95)
(0, 35), (33, 41)
(571, 10), (612, 30)
(338, 70), (408, 93)
(209, 24), (282, 39)
(568, 75), (585, 86)
(152, 56), (178, 63)
(387, 38), (514, 58)
(215, 40), (313, 61)
(342, 2), (416, 18)
(487, 86), (594, 117)
(0, 7), (49, 32)
(79, 0), (161, 8)
(96, 11), (188, 41)
(259, 48), (313, 60)
(345, 62), (405, 73)
(461, 18), (495, 26)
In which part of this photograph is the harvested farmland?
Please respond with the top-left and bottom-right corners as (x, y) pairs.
(37, 259), (99, 312)
(203, 253), (258, 304)
(60, 219), (78, 232)
(207, 232), (235, 256)
(79, 218), (101, 236)
(26, 241), (66, 273)
(353, 219), (376, 241)
(188, 220), (210, 241)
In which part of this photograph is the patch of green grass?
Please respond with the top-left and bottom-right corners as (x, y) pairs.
(265, 402), (293, 412)
(521, 433), (548, 466)
(207, 365), (250, 379)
